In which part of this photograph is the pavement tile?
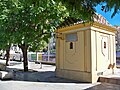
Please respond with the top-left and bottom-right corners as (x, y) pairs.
(1, 60), (120, 90)
(85, 83), (120, 90)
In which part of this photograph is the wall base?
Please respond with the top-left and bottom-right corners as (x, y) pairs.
(56, 68), (113, 83)
(56, 69), (92, 83)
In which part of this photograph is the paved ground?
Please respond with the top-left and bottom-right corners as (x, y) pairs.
(86, 83), (120, 90)
(0, 60), (120, 90)
(0, 81), (101, 90)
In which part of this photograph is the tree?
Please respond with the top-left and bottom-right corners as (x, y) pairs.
(0, 0), (119, 71)
(0, 1), (13, 65)
(0, 34), (11, 66)
(56, 0), (120, 18)
(0, 0), (69, 71)
(29, 40), (48, 52)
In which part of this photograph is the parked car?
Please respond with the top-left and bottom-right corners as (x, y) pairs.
(10, 52), (23, 62)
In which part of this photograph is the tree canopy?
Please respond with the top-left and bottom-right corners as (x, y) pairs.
(0, 0), (69, 71)
(0, 0), (119, 71)
(4, 0), (68, 46)
(56, 0), (120, 18)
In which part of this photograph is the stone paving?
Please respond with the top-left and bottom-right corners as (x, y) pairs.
(0, 60), (99, 90)
(85, 83), (120, 90)
(0, 81), (101, 90)
(0, 60), (120, 90)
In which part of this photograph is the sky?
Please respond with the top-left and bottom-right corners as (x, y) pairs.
(95, 5), (120, 26)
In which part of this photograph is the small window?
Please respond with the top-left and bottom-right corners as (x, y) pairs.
(104, 42), (106, 49)
(70, 42), (73, 49)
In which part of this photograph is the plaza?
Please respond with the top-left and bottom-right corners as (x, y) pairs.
(0, 60), (120, 90)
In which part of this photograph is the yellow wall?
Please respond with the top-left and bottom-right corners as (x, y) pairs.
(64, 31), (85, 71)
(90, 28), (116, 82)
(56, 23), (116, 83)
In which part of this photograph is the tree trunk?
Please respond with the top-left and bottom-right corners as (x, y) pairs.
(19, 44), (28, 72)
(6, 46), (10, 66)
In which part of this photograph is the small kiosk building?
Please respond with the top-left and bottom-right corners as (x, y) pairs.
(55, 21), (116, 83)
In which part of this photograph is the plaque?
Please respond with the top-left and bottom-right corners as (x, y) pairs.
(66, 33), (77, 42)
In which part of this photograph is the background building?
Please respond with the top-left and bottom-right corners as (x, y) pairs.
(114, 26), (120, 51)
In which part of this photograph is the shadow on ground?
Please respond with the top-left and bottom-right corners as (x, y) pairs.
(6, 67), (81, 83)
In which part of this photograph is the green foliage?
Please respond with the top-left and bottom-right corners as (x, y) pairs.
(0, 0), (12, 50)
(0, 0), (119, 51)
(0, 0), (69, 50)
(29, 40), (48, 52)
(56, 0), (120, 18)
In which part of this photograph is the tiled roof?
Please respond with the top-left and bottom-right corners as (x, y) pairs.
(57, 17), (83, 29)
(57, 13), (113, 29)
